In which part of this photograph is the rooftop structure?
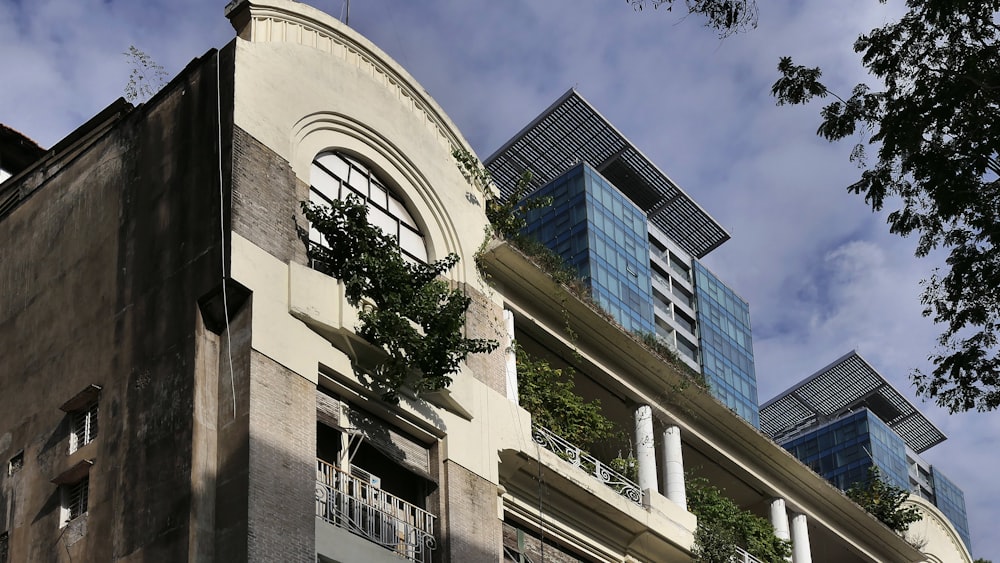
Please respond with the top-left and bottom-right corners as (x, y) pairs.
(760, 351), (946, 453)
(761, 351), (970, 552)
(487, 90), (760, 426)
(485, 89), (730, 259)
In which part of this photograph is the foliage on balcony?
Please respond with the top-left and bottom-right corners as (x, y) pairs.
(516, 345), (616, 449)
(687, 476), (792, 563)
(846, 466), (922, 534)
(516, 345), (641, 488)
(302, 198), (497, 403)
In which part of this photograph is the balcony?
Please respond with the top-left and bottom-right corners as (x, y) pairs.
(315, 459), (436, 563)
(531, 424), (643, 506)
(734, 545), (765, 563)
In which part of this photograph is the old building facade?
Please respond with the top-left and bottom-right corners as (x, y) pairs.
(0, 1), (972, 562)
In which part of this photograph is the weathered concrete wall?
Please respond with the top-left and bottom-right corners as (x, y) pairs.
(0, 48), (231, 562)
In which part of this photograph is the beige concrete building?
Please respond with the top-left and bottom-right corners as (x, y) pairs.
(0, 1), (972, 562)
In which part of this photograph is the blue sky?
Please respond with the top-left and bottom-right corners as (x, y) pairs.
(2, 0), (996, 558)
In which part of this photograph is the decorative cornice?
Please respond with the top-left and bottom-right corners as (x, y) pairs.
(226, 0), (468, 154)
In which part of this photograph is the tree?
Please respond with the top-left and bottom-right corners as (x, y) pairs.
(627, 0), (758, 37)
(771, 1), (1000, 412)
(123, 46), (167, 103)
(846, 466), (922, 534)
(301, 197), (497, 402)
(686, 475), (792, 562)
(515, 346), (617, 449)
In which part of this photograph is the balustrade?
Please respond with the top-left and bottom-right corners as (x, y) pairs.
(316, 459), (436, 563)
(531, 424), (644, 506)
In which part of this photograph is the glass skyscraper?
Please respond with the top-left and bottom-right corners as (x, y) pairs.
(523, 164), (655, 335)
(693, 262), (759, 427)
(488, 89), (761, 427)
(760, 351), (972, 552)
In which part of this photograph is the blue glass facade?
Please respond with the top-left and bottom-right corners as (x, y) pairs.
(693, 262), (759, 427)
(779, 409), (973, 552)
(523, 164), (655, 334)
(931, 467), (972, 551)
(780, 410), (909, 491)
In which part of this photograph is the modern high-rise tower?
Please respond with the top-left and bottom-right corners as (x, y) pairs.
(485, 90), (760, 427)
(760, 351), (972, 551)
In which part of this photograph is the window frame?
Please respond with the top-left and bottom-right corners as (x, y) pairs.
(309, 151), (428, 264)
(69, 401), (99, 454)
(60, 477), (89, 526)
(7, 451), (23, 476)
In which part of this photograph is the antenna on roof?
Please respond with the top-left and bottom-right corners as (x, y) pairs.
(345, 0), (350, 25)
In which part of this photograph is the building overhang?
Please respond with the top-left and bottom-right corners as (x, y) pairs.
(484, 90), (730, 259)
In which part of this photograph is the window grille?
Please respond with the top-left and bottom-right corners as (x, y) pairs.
(63, 477), (89, 524)
(69, 402), (98, 454)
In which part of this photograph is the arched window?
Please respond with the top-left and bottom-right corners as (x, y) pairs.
(309, 151), (428, 263)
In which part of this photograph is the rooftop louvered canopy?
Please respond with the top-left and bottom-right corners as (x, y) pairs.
(484, 89), (729, 259)
(760, 351), (946, 453)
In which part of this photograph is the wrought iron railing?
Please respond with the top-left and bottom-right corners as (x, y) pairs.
(315, 459), (436, 562)
(531, 424), (644, 506)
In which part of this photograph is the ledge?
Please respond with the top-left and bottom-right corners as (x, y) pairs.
(59, 384), (101, 412)
(499, 444), (695, 561)
(51, 459), (93, 485)
(480, 240), (926, 563)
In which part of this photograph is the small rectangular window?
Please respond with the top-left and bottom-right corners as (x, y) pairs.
(61, 477), (89, 526)
(7, 451), (23, 476)
(70, 402), (99, 454)
(0, 531), (8, 563)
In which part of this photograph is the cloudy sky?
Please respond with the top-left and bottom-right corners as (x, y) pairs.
(2, 0), (996, 558)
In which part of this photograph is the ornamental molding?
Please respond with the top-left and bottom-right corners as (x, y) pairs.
(227, 0), (464, 153)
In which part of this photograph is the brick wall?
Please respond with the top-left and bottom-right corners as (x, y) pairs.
(442, 461), (502, 563)
(231, 126), (302, 264)
(246, 351), (316, 563)
(502, 520), (588, 563)
(462, 284), (509, 396)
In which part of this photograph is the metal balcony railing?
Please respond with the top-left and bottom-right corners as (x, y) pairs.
(531, 424), (643, 506)
(315, 459), (436, 562)
(733, 545), (765, 563)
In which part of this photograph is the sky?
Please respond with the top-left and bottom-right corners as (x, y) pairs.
(1, 0), (996, 558)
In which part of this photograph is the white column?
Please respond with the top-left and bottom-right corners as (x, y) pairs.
(662, 425), (686, 508)
(634, 405), (657, 493)
(769, 498), (791, 561)
(790, 513), (812, 563)
(504, 309), (518, 404)
(770, 498), (791, 541)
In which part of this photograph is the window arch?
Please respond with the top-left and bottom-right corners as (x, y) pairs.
(309, 151), (428, 263)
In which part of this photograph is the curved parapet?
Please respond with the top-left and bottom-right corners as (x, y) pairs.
(903, 495), (973, 563)
(225, 0), (486, 279)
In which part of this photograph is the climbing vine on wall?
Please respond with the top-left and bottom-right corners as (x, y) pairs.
(302, 197), (498, 403)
